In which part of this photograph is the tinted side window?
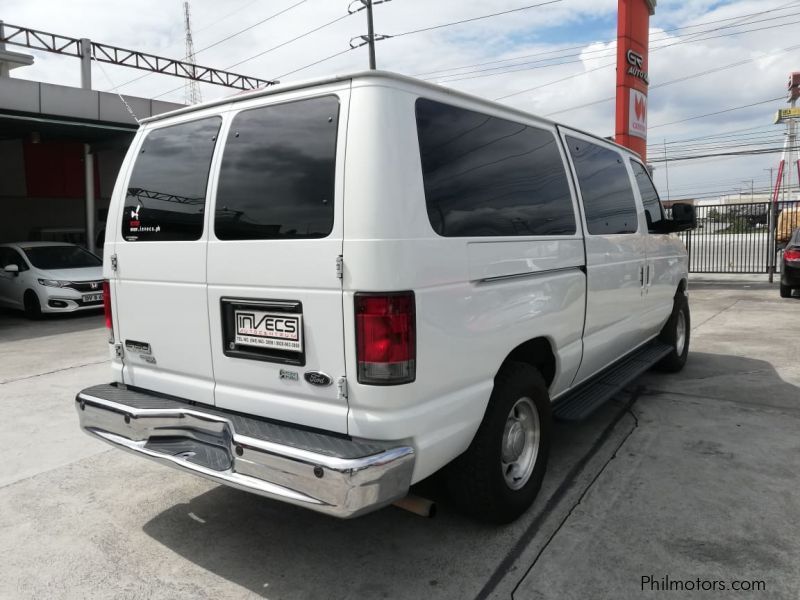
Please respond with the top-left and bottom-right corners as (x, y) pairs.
(416, 99), (575, 237)
(122, 118), (221, 242)
(630, 160), (664, 230)
(214, 96), (339, 240)
(566, 137), (639, 235)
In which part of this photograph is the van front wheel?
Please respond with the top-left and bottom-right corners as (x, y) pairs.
(445, 362), (551, 524)
(656, 292), (690, 372)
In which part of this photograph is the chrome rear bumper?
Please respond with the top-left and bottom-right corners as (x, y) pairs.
(75, 384), (415, 518)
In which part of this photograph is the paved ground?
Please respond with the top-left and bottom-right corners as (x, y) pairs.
(0, 281), (798, 599)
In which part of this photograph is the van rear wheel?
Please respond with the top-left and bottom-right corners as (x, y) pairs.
(445, 362), (551, 524)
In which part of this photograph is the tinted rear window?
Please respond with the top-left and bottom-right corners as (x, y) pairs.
(122, 117), (221, 242)
(415, 98), (575, 237)
(214, 96), (339, 240)
(22, 245), (101, 269)
(566, 137), (639, 235)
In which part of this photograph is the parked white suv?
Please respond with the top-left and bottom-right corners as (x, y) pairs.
(76, 71), (694, 523)
(0, 242), (104, 318)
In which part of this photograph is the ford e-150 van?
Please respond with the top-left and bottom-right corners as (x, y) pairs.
(76, 71), (695, 523)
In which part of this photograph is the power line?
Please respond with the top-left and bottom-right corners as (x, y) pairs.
(649, 144), (800, 162)
(649, 97), (786, 129)
(493, 5), (800, 101)
(154, 10), (354, 100)
(274, 47), (354, 79)
(389, 0), (563, 38)
(108, 0), (308, 92)
(412, 0), (800, 78)
(648, 124), (778, 147)
(427, 9), (800, 84)
(545, 41), (800, 116)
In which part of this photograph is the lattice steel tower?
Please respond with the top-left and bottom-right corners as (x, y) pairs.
(183, 1), (202, 104)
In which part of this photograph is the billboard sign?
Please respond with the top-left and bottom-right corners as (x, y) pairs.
(615, 0), (655, 161)
(629, 89), (648, 139)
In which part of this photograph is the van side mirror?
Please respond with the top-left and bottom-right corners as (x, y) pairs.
(671, 203), (696, 229)
(3, 264), (19, 275)
(655, 203), (696, 233)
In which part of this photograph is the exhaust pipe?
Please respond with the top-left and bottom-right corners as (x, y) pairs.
(393, 494), (437, 518)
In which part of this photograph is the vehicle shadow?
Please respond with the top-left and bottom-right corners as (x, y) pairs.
(140, 395), (635, 599)
(140, 351), (800, 600)
(0, 307), (103, 342)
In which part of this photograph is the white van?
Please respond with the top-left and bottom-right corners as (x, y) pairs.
(76, 71), (695, 523)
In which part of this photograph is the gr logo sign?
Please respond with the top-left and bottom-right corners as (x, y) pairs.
(626, 49), (643, 68)
(626, 49), (649, 84)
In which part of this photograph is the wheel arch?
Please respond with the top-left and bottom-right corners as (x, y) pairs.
(500, 337), (556, 389)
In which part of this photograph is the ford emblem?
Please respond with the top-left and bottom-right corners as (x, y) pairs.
(304, 371), (332, 387)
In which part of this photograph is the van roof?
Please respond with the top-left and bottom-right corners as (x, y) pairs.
(141, 69), (635, 156)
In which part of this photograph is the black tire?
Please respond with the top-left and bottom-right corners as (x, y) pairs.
(655, 292), (690, 373)
(445, 362), (551, 524)
(780, 284), (791, 298)
(23, 290), (42, 320)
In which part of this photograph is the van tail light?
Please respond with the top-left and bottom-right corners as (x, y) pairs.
(355, 292), (416, 385)
(102, 280), (114, 342)
(785, 248), (800, 264)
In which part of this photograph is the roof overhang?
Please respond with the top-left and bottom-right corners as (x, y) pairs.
(0, 112), (136, 144)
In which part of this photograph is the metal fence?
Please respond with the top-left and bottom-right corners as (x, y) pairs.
(675, 201), (799, 274)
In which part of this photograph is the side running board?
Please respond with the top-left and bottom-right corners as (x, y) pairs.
(552, 340), (672, 421)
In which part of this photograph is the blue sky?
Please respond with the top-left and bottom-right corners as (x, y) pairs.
(2, 0), (798, 200)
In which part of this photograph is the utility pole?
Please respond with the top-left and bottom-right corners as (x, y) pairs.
(663, 140), (671, 203)
(365, 0), (376, 69)
(349, 0), (391, 70)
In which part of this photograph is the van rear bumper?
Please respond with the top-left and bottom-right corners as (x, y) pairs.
(75, 384), (415, 518)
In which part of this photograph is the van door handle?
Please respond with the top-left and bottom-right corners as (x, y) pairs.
(639, 265), (645, 287)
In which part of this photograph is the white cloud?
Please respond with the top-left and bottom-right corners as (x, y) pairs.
(2, 0), (797, 198)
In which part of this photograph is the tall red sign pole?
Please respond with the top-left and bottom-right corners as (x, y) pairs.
(615, 0), (656, 162)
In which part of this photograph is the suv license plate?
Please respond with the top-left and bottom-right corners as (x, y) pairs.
(234, 310), (303, 353)
(83, 293), (103, 303)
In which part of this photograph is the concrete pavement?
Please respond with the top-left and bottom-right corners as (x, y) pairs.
(0, 282), (798, 599)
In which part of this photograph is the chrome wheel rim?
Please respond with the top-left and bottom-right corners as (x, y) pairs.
(675, 310), (687, 356)
(501, 397), (540, 490)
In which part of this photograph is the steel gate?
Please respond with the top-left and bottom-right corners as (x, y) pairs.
(675, 201), (799, 274)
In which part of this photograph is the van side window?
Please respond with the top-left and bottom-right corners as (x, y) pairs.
(630, 160), (665, 230)
(566, 137), (638, 235)
(415, 98), (576, 237)
(214, 96), (339, 240)
(122, 117), (221, 242)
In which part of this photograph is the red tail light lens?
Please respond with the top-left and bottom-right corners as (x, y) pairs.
(102, 280), (113, 339)
(355, 292), (416, 385)
(785, 248), (800, 264)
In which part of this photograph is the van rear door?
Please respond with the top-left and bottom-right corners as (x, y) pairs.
(112, 115), (222, 405)
(206, 90), (349, 433)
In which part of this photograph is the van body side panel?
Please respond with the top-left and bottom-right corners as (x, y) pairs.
(112, 108), (227, 405)
(205, 84), (350, 433)
(627, 159), (688, 333)
(559, 129), (651, 385)
(342, 82), (586, 482)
